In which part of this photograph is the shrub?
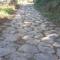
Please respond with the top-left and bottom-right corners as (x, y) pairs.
(0, 7), (15, 16)
(3, 8), (14, 14)
(34, 0), (60, 21)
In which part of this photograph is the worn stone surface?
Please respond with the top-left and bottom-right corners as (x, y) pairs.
(57, 48), (60, 57)
(53, 42), (60, 48)
(0, 1), (60, 60)
(0, 47), (16, 57)
(18, 44), (39, 54)
(34, 53), (57, 60)
(41, 36), (54, 44)
(0, 58), (2, 60)
(38, 44), (55, 54)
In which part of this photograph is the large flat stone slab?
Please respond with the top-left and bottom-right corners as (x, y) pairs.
(34, 53), (57, 60)
(18, 44), (39, 54)
(0, 47), (16, 57)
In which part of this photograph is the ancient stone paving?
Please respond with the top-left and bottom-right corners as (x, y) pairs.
(0, 3), (60, 60)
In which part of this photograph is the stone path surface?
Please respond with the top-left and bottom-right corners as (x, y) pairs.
(0, 2), (60, 60)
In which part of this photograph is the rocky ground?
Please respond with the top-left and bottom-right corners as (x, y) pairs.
(0, 2), (60, 60)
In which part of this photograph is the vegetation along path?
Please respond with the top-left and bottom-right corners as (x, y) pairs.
(0, 1), (60, 60)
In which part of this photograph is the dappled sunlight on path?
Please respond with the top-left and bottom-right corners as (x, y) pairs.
(18, 0), (34, 5)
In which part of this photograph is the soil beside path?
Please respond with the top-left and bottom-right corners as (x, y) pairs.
(0, 2), (60, 60)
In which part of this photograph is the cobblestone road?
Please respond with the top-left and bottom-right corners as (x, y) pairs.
(0, 3), (60, 60)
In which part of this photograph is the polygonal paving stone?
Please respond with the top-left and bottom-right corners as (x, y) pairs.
(53, 42), (60, 48)
(0, 47), (16, 57)
(26, 39), (40, 45)
(23, 21), (32, 27)
(9, 55), (28, 60)
(38, 42), (52, 47)
(17, 52), (33, 58)
(6, 52), (32, 60)
(57, 48), (60, 57)
(47, 33), (59, 39)
(44, 30), (57, 36)
(41, 36), (54, 44)
(34, 53), (57, 60)
(18, 44), (39, 54)
(38, 44), (55, 54)
(0, 58), (2, 60)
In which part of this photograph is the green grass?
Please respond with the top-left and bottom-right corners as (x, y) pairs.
(0, 8), (14, 15)
(0, 7), (15, 18)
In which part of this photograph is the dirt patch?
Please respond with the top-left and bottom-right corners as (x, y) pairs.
(0, 17), (10, 24)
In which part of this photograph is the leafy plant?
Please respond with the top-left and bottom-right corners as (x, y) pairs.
(3, 8), (14, 14)
(34, 0), (60, 21)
